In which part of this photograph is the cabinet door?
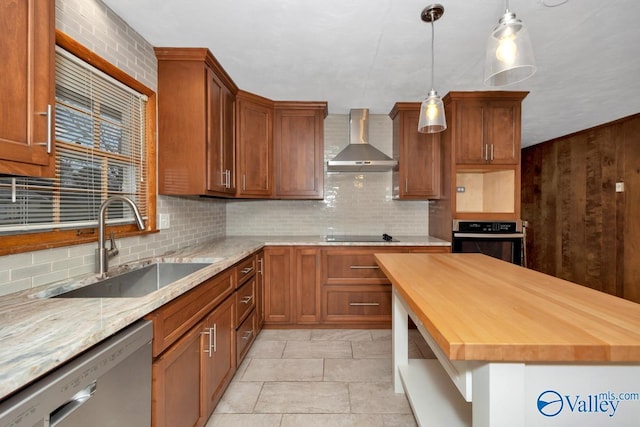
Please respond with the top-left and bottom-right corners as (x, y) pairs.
(237, 94), (272, 197)
(454, 101), (486, 164)
(206, 69), (236, 195)
(454, 100), (520, 165)
(152, 321), (204, 427)
(399, 109), (441, 199)
(485, 102), (519, 164)
(0, 0), (55, 177)
(295, 247), (322, 324)
(201, 296), (235, 418)
(263, 246), (293, 324)
(274, 108), (324, 199)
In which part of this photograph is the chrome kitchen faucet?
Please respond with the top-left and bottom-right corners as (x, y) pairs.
(95, 196), (145, 276)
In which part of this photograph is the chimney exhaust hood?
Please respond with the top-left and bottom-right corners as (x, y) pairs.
(327, 109), (397, 172)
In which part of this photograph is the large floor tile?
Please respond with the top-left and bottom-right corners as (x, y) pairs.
(311, 329), (373, 342)
(205, 413), (282, 427)
(255, 382), (350, 414)
(283, 340), (352, 358)
(247, 339), (286, 358)
(256, 329), (311, 341)
(280, 413), (384, 427)
(370, 329), (392, 341)
(241, 358), (323, 382)
(214, 381), (263, 413)
(382, 414), (419, 427)
(351, 339), (391, 359)
(349, 382), (413, 414)
(324, 358), (392, 382)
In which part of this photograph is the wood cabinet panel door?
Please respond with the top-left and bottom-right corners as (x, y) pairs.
(400, 109), (441, 199)
(263, 247), (293, 324)
(237, 94), (273, 197)
(201, 296), (235, 418)
(0, 0), (55, 177)
(485, 102), (519, 164)
(206, 69), (236, 195)
(274, 108), (324, 199)
(295, 247), (322, 324)
(454, 101), (485, 164)
(152, 321), (204, 427)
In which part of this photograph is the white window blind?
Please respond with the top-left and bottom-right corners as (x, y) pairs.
(0, 47), (148, 234)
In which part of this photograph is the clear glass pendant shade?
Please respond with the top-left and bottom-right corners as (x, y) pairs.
(418, 90), (446, 133)
(484, 10), (536, 86)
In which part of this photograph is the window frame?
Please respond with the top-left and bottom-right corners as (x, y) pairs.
(0, 31), (157, 256)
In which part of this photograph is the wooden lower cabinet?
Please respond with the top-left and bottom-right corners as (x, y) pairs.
(263, 246), (293, 324)
(152, 296), (234, 427)
(295, 247), (322, 324)
(148, 251), (265, 426)
(263, 245), (450, 327)
(152, 320), (203, 427)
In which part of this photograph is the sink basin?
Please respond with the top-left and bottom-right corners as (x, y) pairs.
(53, 262), (211, 298)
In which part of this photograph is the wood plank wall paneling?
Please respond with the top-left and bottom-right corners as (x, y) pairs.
(521, 113), (640, 303)
(623, 118), (640, 302)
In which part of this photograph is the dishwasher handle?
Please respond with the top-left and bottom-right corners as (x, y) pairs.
(49, 381), (97, 426)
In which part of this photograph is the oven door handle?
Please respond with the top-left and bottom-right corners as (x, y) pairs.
(453, 233), (524, 239)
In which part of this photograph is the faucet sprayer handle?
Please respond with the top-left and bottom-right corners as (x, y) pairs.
(108, 231), (119, 258)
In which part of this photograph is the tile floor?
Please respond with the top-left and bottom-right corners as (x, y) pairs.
(205, 328), (435, 427)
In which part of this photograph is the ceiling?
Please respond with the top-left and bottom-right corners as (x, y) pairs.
(102, 0), (640, 147)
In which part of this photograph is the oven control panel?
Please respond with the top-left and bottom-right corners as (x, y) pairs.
(453, 220), (522, 233)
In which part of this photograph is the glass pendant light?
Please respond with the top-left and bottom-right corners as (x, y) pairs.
(418, 4), (447, 134)
(484, 0), (536, 86)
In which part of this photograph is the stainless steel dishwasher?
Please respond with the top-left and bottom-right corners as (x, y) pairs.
(0, 320), (152, 427)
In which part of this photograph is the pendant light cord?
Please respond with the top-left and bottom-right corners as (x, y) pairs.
(430, 18), (435, 91)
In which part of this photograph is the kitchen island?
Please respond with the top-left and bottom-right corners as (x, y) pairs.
(375, 253), (640, 427)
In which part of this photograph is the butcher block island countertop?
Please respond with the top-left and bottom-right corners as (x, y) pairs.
(375, 253), (640, 362)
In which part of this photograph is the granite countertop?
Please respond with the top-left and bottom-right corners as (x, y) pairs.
(0, 235), (449, 400)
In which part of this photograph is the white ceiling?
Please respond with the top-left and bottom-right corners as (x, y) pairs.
(102, 0), (640, 147)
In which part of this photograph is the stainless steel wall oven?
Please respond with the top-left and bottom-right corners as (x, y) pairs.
(452, 220), (524, 266)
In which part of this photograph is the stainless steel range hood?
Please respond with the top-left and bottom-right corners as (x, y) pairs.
(327, 109), (397, 172)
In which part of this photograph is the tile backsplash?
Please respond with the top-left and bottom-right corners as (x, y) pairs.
(226, 114), (429, 237)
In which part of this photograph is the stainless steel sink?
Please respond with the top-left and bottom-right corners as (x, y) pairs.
(53, 262), (211, 298)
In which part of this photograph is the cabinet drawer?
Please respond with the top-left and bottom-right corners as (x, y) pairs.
(235, 277), (256, 325)
(323, 287), (391, 322)
(146, 269), (235, 357)
(236, 309), (257, 365)
(323, 248), (398, 285)
(237, 255), (256, 287)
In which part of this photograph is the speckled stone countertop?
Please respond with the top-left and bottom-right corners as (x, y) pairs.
(0, 235), (449, 400)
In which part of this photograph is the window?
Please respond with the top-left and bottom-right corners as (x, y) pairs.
(0, 35), (155, 254)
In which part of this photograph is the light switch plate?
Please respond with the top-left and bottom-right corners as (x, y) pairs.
(616, 182), (624, 193)
(158, 213), (170, 229)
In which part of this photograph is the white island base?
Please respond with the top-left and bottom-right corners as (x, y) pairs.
(392, 288), (640, 427)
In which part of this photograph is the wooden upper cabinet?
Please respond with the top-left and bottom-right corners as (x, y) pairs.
(155, 48), (238, 196)
(389, 103), (441, 200)
(0, 0), (55, 177)
(236, 91), (273, 197)
(274, 103), (327, 199)
(446, 91), (527, 165)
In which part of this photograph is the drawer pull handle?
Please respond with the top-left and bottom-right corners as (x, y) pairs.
(349, 265), (380, 270)
(349, 302), (380, 306)
(242, 330), (253, 340)
(241, 267), (254, 274)
(240, 295), (253, 304)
